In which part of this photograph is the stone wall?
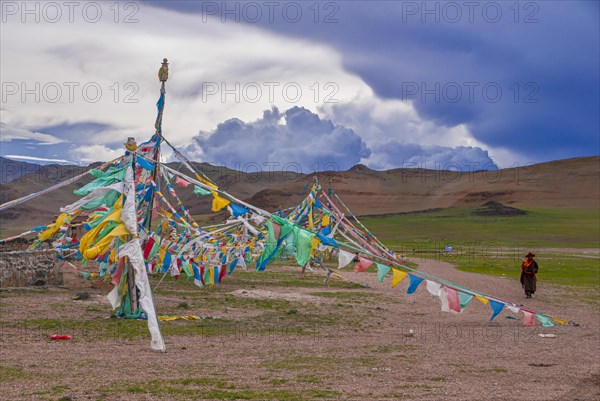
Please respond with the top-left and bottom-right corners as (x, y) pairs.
(0, 251), (63, 288)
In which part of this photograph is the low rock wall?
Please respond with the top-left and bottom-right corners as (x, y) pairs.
(0, 251), (62, 287)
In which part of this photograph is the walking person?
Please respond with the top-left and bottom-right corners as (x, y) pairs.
(520, 252), (539, 298)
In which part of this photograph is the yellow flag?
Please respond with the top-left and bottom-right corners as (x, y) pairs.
(322, 215), (331, 227)
(391, 269), (408, 288)
(310, 237), (321, 257)
(38, 212), (77, 241)
(475, 295), (489, 305)
(551, 317), (567, 325)
(211, 192), (231, 212)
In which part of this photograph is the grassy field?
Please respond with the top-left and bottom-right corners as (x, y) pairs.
(361, 207), (600, 248)
(360, 206), (599, 287)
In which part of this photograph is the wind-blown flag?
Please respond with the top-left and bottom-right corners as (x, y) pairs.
(458, 291), (474, 311)
(406, 274), (424, 294)
(426, 280), (442, 297)
(536, 314), (555, 327)
(522, 310), (536, 326)
(175, 176), (191, 187)
(489, 300), (505, 321)
(376, 263), (391, 282)
(193, 185), (211, 196)
(338, 250), (355, 269)
(445, 287), (461, 313)
(355, 256), (373, 272)
(391, 269), (408, 288)
(230, 203), (250, 218)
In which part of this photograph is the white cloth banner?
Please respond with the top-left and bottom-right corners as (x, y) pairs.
(439, 287), (450, 313)
(60, 182), (124, 213)
(107, 285), (122, 309)
(507, 305), (520, 314)
(117, 239), (166, 352)
(121, 166), (138, 235)
(238, 255), (247, 271)
(338, 249), (355, 269)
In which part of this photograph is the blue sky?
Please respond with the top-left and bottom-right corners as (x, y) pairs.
(1, 1), (598, 171)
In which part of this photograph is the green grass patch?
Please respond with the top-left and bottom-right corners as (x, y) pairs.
(0, 364), (29, 382)
(121, 377), (340, 400)
(362, 207), (600, 248)
(454, 254), (599, 287)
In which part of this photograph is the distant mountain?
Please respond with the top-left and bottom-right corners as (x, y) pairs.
(0, 157), (41, 184)
(0, 156), (598, 235)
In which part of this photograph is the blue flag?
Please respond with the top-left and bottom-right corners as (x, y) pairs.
(407, 274), (424, 294)
(489, 300), (505, 321)
(231, 203), (250, 217)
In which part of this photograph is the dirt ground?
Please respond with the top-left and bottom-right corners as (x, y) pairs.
(1, 259), (598, 401)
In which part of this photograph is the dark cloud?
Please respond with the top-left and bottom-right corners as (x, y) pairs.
(152, 1), (600, 162)
(192, 106), (371, 172)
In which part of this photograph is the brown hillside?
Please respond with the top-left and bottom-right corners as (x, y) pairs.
(0, 156), (598, 235)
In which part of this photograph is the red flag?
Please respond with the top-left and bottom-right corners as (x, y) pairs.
(175, 176), (191, 187)
(522, 310), (536, 326)
(143, 237), (155, 259)
(445, 287), (461, 313)
(111, 258), (126, 286)
(355, 256), (374, 272)
(218, 265), (227, 283)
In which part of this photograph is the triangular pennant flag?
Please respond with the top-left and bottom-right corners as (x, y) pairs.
(475, 295), (489, 305)
(446, 287), (461, 313)
(489, 300), (505, 321)
(458, 291), (474, 310)
(426, 280), (442, 297)
(376, 263), (391, 282)
(193, 185), (211, 196)
(337, 249), (355, 269)
(522, 310), (536, 326)
(551, 317), (567, 325)
(391, 269), (408, 288)
(536, 314), (555, 327)
(406, 274), (424, 294)
(175, 176), (191, 188)
(230, 203), (250, 218)
(355, 256), (374, 272)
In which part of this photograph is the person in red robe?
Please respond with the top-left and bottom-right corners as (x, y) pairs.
(520, 252), (539, 298)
